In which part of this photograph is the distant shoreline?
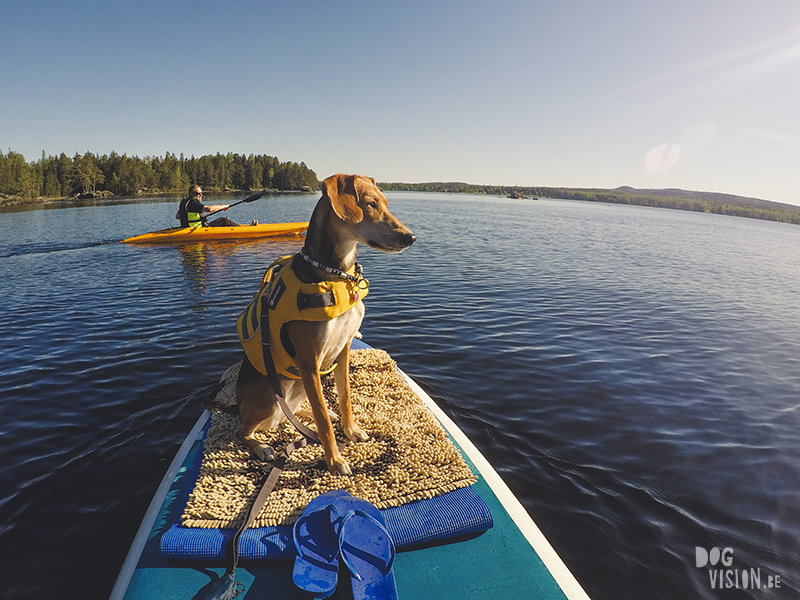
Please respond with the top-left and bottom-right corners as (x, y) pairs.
(0, 187), (309, 208)
(5, 177), (800, 227)
(379, 182), (800, 226)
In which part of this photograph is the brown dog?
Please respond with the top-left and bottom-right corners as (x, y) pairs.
(236, 174), (415, 475)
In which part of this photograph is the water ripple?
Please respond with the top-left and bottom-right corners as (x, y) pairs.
(2, 196), (800, 598)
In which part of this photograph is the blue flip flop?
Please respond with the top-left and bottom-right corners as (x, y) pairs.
(331, 494), (398, 600)
(292, 489), (351, 598)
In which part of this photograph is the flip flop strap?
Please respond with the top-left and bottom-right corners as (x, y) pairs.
(292, 504), (342, 562)
(337, 509), (396, 582)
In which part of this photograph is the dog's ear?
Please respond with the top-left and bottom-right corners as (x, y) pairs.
(321, 174), (363, 223)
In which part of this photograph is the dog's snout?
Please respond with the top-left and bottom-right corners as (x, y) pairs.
(403, 232), (416, 247)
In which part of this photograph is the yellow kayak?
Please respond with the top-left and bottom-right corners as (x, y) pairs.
(120, 222), (309, 244)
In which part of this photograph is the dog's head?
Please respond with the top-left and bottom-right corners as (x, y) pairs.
(320, 174), (416, 253)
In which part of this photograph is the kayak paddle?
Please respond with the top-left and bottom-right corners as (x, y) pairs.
(204, 189), (268, 218)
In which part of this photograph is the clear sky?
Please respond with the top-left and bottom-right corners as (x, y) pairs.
(3, 1), (800, 205)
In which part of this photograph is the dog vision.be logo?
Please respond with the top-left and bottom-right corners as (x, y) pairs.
(695, 547), (781, 591)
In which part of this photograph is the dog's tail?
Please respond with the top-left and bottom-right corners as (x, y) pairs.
(203, 378), (240, 415)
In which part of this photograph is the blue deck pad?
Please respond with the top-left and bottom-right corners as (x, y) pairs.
(161, 486), (493, 560)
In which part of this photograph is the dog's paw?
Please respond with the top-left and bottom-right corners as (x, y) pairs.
(328, 456), (352, 476)
(244, 438), (275, 462)
(344, 425), (369, 443)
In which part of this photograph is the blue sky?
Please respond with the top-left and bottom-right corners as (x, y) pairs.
(3, 0), (800, 205)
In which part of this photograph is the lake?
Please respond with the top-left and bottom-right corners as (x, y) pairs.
(0, 191), (798, 599)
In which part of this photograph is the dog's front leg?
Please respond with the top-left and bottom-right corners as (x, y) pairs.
(298, 365), (351, 476)
(289, 347), (349, 477)
(334, 342), (369, 444)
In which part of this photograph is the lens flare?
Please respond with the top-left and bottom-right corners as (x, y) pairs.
(644, 143), (681, 174)
(643, 122), (717, 174)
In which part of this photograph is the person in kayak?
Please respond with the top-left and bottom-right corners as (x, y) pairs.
(177, 185), (240, 228)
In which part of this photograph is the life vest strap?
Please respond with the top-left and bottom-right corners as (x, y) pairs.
(260, 294), (284, 398)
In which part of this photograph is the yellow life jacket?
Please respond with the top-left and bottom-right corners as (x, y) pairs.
(177, 196), (205, 228)
(236, 254), (369, 379)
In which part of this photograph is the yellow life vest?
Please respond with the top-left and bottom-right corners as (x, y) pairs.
(236, 254), (369, 379)
(177, 196), (205, 228)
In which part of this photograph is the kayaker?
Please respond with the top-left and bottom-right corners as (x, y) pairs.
(176, 185), (239, 228)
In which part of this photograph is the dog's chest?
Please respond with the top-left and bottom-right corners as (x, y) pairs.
(318, 301), (365, 366)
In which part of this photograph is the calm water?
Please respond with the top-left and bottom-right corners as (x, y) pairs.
(1, 192), (799, 599)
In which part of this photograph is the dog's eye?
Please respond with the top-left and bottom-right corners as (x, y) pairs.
(366, 201), (378, 210)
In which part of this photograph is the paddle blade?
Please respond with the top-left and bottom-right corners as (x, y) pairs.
(242, 189), (267, 203)
(201, 189), (268, 218)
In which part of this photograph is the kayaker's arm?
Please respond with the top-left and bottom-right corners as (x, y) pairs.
(203, 204), (230, 212)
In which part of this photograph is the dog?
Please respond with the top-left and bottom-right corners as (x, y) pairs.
(235, 173), (416, 475)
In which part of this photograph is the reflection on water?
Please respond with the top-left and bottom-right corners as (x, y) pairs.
(177, 243), (210, 298)
(1, 193), (799, 600)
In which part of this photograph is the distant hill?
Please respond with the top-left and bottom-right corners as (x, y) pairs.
(379, 182), (800, 225)
(613, 186), (800, 211)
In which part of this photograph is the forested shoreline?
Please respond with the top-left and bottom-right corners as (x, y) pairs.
(380, 181), (800, 225)
(5, 149), (799, 227)
(0, 150), (319, 205)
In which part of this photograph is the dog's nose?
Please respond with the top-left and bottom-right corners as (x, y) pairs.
(403, 232), (416, 246)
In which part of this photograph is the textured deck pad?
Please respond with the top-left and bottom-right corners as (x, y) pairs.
(162, 348), (491, 559)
